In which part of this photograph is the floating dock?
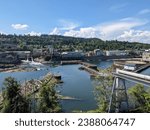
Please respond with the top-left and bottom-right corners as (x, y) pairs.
(79, 66), (108, 77)
(61, 60), (98, 70)
(61, 60), (81, 65)
(80, 62), (97, 70)
(61, 60), (109, 77)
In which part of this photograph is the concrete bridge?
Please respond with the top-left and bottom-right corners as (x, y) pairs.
(108, 69), (150, 113)
(114, 69), (150, 87)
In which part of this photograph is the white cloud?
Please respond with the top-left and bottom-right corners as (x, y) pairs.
(98, 18), (147, 40)
(49, 20), (79, 35)
(49, 27), (61, 35)
(64, 27), (101, 38)
(59, 19), (79, 30)
(100, 21), (138, 34)
(138, 9), (150, 15)
(63, 18), (148, 41)
(11, 24), (29, 30)
(117, 30), (150, 43)
(26, 31), (41, 36)
(49, 17), (150, 43)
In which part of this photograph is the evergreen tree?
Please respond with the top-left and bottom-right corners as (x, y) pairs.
(38, 77), (61, 113)
(0, 77), (29, 113)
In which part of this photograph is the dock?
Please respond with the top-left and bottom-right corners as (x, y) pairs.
(61, 60), (81, 65)
(134, 63), (150, 73)
(79, 66), (108, 77)
(61, 60), (97, 69)
(80, 62), (98, 70)
(61, 60), (109, 77)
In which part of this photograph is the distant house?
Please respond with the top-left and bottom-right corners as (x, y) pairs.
(124, 64), (137, 71)
(142, 52), (150, 62)
(93, 49), (103, 56)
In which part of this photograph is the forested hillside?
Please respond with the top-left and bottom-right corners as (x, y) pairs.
(0, 34), (150, 51)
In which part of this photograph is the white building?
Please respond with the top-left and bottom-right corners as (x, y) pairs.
(105, 50), (128, 56)
(94, 49), (103, 56)
(142, 52), (150, 62)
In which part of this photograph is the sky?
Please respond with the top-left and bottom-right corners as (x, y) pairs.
(0, 0), (150, 43)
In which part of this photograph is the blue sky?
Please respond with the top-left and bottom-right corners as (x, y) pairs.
(0, 0), (150, 43)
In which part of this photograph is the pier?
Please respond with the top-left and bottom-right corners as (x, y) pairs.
(61, 60), (110, 77)
(61, 60), (97, 70)
(80, 62), (98, 70)
(61, 60), (81, 65)
(80, 66), (109, 77)
(134, 63), (150, 73)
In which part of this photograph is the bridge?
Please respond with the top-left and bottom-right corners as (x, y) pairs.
(108, 69), (150, 113)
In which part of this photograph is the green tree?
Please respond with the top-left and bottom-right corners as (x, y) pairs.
(0, 77), (29, 113)
(94, 75), (113, 112)
(38, 77), (61, 113)
(128, 84), (150, 112)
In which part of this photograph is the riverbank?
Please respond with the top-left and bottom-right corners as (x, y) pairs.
(0, 66), (37, 73)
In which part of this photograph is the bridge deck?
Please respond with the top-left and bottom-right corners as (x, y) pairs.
(113, 69), (150, 87)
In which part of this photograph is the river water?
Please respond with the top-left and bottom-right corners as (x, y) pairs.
(0, 60), (113, 112)
(141, 67), (150, 75)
